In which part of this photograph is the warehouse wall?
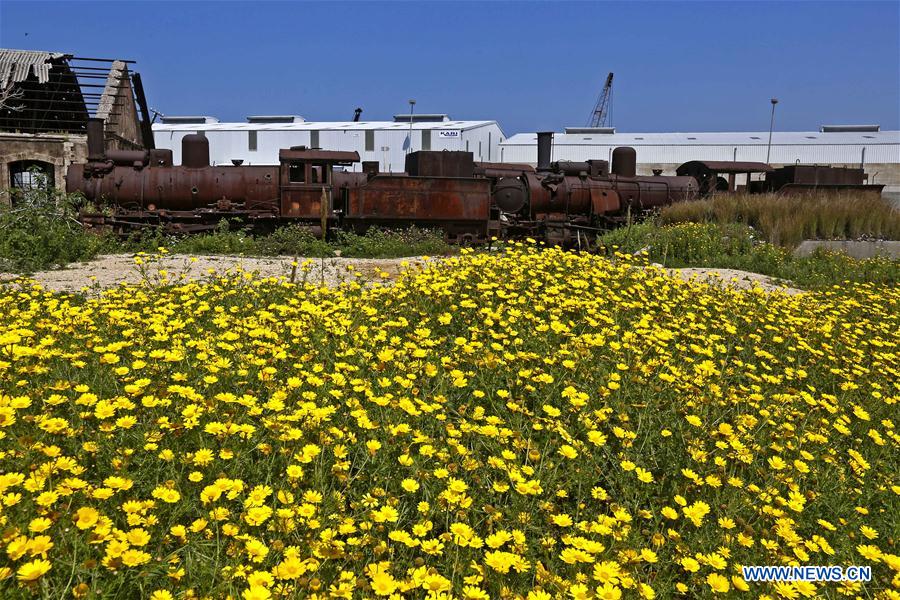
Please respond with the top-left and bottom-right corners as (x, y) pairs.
(498, 143), (898, 166)
(499, 143), (900, 194)
(153, 124), (504, 173)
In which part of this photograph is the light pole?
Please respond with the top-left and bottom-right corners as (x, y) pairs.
(766, 98), (778, 164)
(407, 99), (416, 154)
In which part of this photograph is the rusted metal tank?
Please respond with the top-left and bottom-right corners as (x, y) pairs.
(405, 151), (475, 178)
(521, 171), (621, 216)
(619, 175), (699, 209)
(341, 174), (492, 241)
(67, 163), (280, 211)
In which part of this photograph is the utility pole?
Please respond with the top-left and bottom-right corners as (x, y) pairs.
(766, 98), (778, 164)
(407, 99), (416, 154)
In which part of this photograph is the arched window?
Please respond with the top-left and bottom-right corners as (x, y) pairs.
(8, 160), (55, 191)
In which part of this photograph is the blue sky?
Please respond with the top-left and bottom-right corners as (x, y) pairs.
(1, 1), (897, 135)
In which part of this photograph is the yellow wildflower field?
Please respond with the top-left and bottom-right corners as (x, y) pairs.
(0, 245), (897, 599)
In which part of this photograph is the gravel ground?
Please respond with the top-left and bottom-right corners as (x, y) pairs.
(666, 267), (803, 295)
(1, 254), (803, 295)
(0, 254), (431, 294)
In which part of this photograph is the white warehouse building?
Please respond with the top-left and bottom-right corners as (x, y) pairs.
(500, 126), (900, 194)
(152, 114), (505, 173)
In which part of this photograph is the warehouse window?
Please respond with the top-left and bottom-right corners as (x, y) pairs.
(422, 130), (431, 150)
(310, 130), (320, 148)
(365, 130), (375, 152)
(478, 141), (482, 159)
(466, 141), (469, 152)
(249, 130), (257, 151)
(488, 133), (492, 160)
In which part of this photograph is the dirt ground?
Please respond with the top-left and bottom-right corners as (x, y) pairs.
(0, 254), (803, 295)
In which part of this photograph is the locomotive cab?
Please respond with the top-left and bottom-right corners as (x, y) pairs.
(278, 148), (359, 221)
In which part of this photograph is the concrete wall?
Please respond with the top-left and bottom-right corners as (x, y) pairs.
(0, 133), (87, 206)
(794, 240), (900, 259)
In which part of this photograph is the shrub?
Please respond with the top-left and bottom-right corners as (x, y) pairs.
(335, 226), (451, 258)
(255, 224), (333, 257)
(168, 219), (259, 255)
(597, 221), (899, 288)
(0, 178), (112, 272)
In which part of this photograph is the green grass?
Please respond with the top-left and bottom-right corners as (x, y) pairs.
(598, 221), (900, 289)
(121, 221), (452, 260)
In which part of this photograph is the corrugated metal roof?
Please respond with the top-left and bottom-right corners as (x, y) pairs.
(153, 120), (500, 133)
(0, 48), (67, 88)
(502, 130), (900, 146)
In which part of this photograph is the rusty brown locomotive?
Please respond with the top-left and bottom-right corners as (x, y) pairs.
(67, 120), (699, 244)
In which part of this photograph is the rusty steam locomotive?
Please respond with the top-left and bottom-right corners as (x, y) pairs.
(67, 119), (699, 244)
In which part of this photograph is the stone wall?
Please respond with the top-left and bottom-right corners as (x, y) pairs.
(0, 133), (87, 206)
(96, 62), (143, 150)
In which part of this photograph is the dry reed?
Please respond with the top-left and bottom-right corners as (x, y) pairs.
(659, 192), (900, 247)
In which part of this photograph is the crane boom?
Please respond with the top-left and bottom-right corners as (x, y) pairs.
(588, 72), (614, 128)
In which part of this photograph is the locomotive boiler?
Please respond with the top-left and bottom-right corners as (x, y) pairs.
(67, 119), (699, 244)
(486, 132), (697, 244)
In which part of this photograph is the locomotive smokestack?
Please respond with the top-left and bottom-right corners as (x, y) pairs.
(537, 131), (553, 171)
(611, 146), (637, 178)
(87, 118), (105, 161)
(182, 133), (210, 168)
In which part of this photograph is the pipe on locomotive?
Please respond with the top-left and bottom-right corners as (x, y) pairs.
(536, 132), (553, 171)
(86, 118), (105, 161)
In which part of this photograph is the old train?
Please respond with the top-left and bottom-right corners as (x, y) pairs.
(67, 120), (699, 244)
